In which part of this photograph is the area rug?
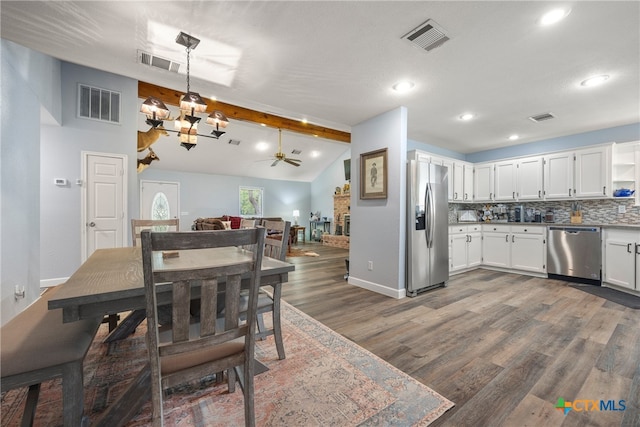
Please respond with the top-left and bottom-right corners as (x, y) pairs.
(287, 248), (320, 257)
(570, 284), (640, 309)
(1, 301), (453, 426)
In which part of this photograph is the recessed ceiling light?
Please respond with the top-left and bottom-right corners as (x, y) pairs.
(256, 142), (269, 151)
(310, 151), (320, 158)
(392, 81), (415, 93)
(508, 135), (519, 141)
(459, 113), (475, 121)
(301, 118), (308, 124)
(580, 75), (610, 87)
(540, 8), (571, 26)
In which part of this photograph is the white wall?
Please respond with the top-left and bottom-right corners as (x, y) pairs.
(139, 168), (311, 230)
(348, 107), (407, 298)
(1, 40), (60, 325)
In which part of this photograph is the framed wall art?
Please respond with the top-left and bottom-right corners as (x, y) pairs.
(360, 148), (387, 199)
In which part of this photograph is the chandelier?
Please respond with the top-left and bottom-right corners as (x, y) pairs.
(139, 31), (229, 151)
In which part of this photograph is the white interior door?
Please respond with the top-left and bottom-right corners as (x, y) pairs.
(140, 180), (180, 225)
(83, 152), (127, 261)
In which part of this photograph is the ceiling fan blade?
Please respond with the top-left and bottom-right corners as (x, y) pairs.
(287, 158), (301, 162)
(284, 159), (301, 167)
(271, 159), (281, 167)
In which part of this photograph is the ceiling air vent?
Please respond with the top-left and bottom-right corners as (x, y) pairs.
(228, 139), (241, 145)
(138, 50), (181, 73)
(402, 19), (450, 51)
(291, 149), (302, 155)
(529, 112), (556, 123)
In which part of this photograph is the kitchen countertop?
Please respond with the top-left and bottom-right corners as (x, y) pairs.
(450, 222), (640, 230)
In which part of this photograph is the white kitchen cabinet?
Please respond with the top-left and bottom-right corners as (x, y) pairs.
(544, 151), (574, 199)
(452, 162), (464, 201)
(510, 226), (546, 273)
(482, 225), (510, 268)
(463, 163), (474, 202)
(474, 163), (494, 201)
(450, 225), (482, 273)
(517, 156), (544, 200)
(574, 145), (611, 198)
(494, 160), (518, 201)
(603, 229), (640, 291)
(481, 225), (546, 273)
(451, 161), (474, 202)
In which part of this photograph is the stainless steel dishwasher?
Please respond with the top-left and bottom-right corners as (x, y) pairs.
(547, 226), (601, 285)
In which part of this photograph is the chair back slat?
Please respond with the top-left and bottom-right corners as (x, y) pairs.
(171, 280), (192, 343)
(199, 278), (218, 337)
(132, 218), (179, 247)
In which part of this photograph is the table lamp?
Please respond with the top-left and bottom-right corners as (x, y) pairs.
(293, 210), (300, 225)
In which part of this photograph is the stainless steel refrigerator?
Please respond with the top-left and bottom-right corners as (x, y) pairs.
(406, 151), (449, 296)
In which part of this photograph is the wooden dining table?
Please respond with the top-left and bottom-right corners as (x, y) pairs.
(48, 245), (295, 427)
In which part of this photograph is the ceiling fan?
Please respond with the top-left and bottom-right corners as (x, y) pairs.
(271, 129), (301, 167)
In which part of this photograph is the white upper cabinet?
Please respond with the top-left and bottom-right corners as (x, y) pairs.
(517, 156), (544, 200)
(452, 162), (464, 201)
(463, 163), (473, 202)
(474, 163), (494, 201)
(574, 145), (611, 198)
(494, 160), (518, 201)
(544, 151), (574, 199)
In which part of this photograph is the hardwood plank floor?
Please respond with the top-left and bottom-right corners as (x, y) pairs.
(282, 242), (640, 427)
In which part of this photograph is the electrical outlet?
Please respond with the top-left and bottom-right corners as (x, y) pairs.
(368, 261), (373, 271)
(618, 205), (626, 214)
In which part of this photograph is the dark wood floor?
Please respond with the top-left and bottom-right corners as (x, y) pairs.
(283, 242), (640, 427)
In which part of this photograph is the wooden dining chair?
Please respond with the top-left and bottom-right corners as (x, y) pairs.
(131, 218), (179, 247)
(255, 219), (291, 360)
(240, 218), (256, 229)
(141, 228), (265, 427)
(102, 218), (180, 338)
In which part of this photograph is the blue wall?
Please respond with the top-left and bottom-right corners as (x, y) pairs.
(466, 123), (640, 163)
(139, 168), (311, 230)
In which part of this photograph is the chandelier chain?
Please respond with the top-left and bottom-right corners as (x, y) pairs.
(185, 46), (191, 95)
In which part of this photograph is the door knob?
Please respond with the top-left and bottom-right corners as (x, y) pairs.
(88, 222), (96, 227)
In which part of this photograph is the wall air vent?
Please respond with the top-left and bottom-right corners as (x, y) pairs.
(137, 50), (181, 73)
(228, 139), (241, 145)
(291, 149), (302, 155)
(77, 84), (120, 124)
(529, 112), (556, 123)
(402, 19), (450, 52)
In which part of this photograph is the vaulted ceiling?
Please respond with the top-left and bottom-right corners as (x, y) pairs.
(2, 1), (638, 181)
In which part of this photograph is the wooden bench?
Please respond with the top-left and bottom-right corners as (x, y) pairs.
(1, 286), (102, 426)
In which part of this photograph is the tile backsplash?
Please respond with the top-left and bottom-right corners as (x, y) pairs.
(450, 198), (640, 224)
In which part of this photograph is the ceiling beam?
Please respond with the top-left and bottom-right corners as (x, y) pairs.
(138, 81), (351, 143)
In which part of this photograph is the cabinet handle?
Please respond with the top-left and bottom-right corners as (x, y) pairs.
(568, 189), (572, 197)
(490, 192), (493, 200)
(628, 243), (633, 253)
(464, 193), (468, 200)
(469, 235), (472, 243)
(505, 234), (509, 242)
(603, 186), (606, 195)
(538, 190), (541, 198)
(512, 235), (515, 243)
(573, 188), (576, 195)
(636, 244), (640, 255)
(513, 191), (515, 199)
(454, 192), (458, 199)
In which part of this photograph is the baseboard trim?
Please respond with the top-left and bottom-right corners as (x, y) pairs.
(348, 276), (405, 299)
(40, 277), (69, 288)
